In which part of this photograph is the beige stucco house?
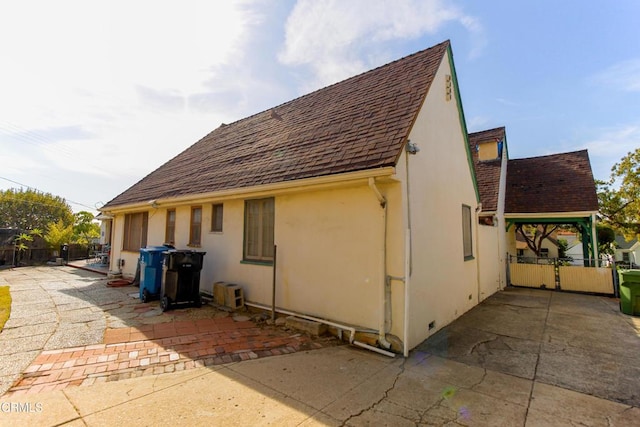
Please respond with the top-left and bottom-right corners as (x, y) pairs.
(100, 41), (491, 355)
(467, 128), (600, 292)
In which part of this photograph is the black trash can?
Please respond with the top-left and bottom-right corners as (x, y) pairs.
(60, 244), (69, 264)
(160, 250), (206, 311)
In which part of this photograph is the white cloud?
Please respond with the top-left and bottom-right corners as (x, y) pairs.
(592, 59), (640, 92)
(0, 0), (267, 211)
(279, 0), (484, 91)
(578, 125), (640, 181)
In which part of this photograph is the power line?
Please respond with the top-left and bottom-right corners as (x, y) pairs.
(0, 176), (98, 211)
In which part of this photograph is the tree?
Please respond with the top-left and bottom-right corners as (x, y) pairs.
(598, 148), (640, 239)
(596, 224), (616, 256)
(0, 188), (74, 231)
(44, 220), (74, 253)
(72, 211), (100, 245)
(515, 224), (558, 257)
(12, 228), (43, 266)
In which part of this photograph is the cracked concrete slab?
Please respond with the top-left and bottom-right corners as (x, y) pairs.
(528, 382), (640, 426)
(2, 268), (638, 426)
(44, 325), (105, 350)
(2, 311), (58, 327)
(227, 346), (398, 411)
(0, 334), (50, 355)
(538, 342), (640, 407)
(0, 323), (57, 339)
(415, 325), (540, 379)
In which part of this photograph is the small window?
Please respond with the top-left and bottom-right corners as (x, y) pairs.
(189, 206), (202, 246)
(123, 212), (148, 251)
(244, 198), (274, 262)
(540, 248), (549, 258)
(211, 203), (223, 232)
(462, 205), (473, 260)
(477, 141), (499, 161)
(165, 209), (176, 244)
(622, 252), (630, 262)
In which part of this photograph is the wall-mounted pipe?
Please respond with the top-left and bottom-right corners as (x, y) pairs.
(368, 178), (392, 350)
(244, 301), (395, 358)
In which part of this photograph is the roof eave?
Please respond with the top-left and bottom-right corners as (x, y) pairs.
(100, 166), (397, 214)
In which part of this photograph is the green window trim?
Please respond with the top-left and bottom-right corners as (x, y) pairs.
(462, 204), (474, 260)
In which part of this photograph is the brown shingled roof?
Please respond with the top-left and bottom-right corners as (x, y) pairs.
(468, 127), (505, 212)
(103, 41), (451, 209)
(505, 150), (598, 214)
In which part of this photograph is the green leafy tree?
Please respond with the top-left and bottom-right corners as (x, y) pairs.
(44, 220), (74, 253)
(598, 148), (640, 239)
(596, 224), (616, 256)
(0, 188), (74, 231)
(12, 229), (43, 266)
(72, 211), (100, 244)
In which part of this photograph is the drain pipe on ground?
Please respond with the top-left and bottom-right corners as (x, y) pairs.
(368, 177), (393, 351)
(244, 302), (396, 357)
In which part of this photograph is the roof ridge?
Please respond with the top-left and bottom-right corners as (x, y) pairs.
(509, 149), (589, 162)
(202, 40), (451, 132)
(101, 40), (452, 209)
(469, 126), (505, 137)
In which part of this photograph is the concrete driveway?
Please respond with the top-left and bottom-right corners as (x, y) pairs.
(1, 267), (639, 426)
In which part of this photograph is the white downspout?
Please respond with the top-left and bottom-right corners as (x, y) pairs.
(591, 213), (599, 264)
(368, 177), (392, 350)
(403, 229), (411, 357)
(475, 203), (482, 302)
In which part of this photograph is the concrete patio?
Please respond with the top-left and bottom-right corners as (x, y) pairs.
(0, 266), (639, 425)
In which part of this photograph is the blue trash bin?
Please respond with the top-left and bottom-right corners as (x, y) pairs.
(139, 245), (173, 302)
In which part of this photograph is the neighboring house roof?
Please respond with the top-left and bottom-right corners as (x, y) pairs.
(615, 234), (639, 250)
(468, 127), (505, 212)
(103, 41), (452, 209)
(505, 150), (598, 214)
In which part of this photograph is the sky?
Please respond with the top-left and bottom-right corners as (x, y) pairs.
(1, 0), (639, 215)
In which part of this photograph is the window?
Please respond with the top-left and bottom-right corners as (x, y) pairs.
(123, 212), (148, 251)
(622, 252), (630, 262)
(211, 203), (223, 232)
(165, 209), (176, 244)
(462, 205), (473, 260)
(540, 248), (549, 258)
(189, 206), (202, 246)
(244, 198), (274, 262)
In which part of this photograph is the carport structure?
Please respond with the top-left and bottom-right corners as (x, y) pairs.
(504, 150), (610, 293)
(505, 150), (600, 262)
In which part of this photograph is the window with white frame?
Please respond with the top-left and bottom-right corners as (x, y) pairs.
(244, 198), (274, 262)
(211, 203), (223, 232)
(165, 209), (176, 244)
(189, 206), (202, 246)
(123, 212), (148, 251)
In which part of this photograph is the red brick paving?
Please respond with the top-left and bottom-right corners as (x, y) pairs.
(6, 317), (330, 396)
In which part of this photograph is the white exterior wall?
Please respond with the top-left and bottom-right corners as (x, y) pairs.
(477, 138), (508, 301)
(478, 223), (502, 301)
(106, 49), (489, 352)
(108, 181), (403, 333)
(400, 51), (480, 349)
(614, 245), (640, 266)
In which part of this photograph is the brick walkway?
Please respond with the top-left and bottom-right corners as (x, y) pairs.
(6, 317), (326, 396)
